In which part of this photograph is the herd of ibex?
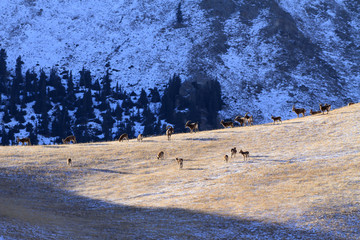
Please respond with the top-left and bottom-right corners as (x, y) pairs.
(15, 102), (355, 168)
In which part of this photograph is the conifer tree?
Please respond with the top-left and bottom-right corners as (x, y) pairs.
(113, 103), (123, 121)
(51, 105), (63, 137)
(10, 56), (24, 104)
(101, 70), (112, 99)
(38, 107), (50, 136)
(27, 122), (38, 145)
(65, 71), (76, 111)
(79, 67), (92, 89)
(149, 87), (161, 103)
(2, 107), (11, 123)
(33, 70), (50, 114)
(0, 49), (9, 97)
(142, 105), (156, 136)
(61, 106), (72, 137)
(48, 68), (65, 104)
(137, 88), (148, 108)
(1, 126), (9, 146)
(83, 89), (95, 119)
(176, 2), (184, 27)
(24, 70), (37, 102)
(159, 74), (182, 123)
(101, 106), (115, 141)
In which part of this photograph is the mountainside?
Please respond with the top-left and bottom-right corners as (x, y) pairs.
(0, 103), (359, 239)
(1, 0), (359, 129)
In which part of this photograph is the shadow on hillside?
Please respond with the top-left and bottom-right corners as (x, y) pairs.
(184, 167), (205, 171)
(87, 143), (111, 146)
(185, 138), (218, 141)
(42, 145), (67, 148)
(140, 139), (157, 142)
(0, 169), (339, 240)
(87, 168), (132, 174)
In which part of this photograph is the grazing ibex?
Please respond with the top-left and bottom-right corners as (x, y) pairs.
(157, 151), (164, 160)
(185, 121), (199, 133)
(17, 137), (31, 145)
(234, 116), (245, 126)
(319, 104), (331, 114)
(62, 135), (76, 144)
(166, 126), (174, 141)
(176, 158), (183, 169)
(67, 158), (72, 167)
(224, 154), (229, 162)
(118, 133), (129, 142)
(271, 115), (282, 124)
(292, 105), (306, 117)
(220, 120), (234, 128)
(348, 102), (355, 106)
(137, 134), (143, 142)
(239, 149), (249, 161)
(310, 109), (321, 115)
(231, 147), (237, 158)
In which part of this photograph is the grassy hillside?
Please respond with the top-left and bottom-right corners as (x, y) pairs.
(0, 103), (359, 239)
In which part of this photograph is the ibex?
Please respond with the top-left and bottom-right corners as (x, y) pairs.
(166, 126), (174, 141)
(231, 147), (237, 158)
(348, 102), (355, 106)
(175, 158), (183, 169)
(17, 137), (31, 145)
(310, 109), (321, 115)
(244, 112), (253, 126)
(118, 133), (129, 142)
(319, 103), (331, 114)
(185, 121), (199, 133)
(292, 105), (306, 117)
(62, 135), (76, 144)
(234, 116), (245, 126)
(239, 149), (249, 161)
(271, 115), (282, 124)
(224, 154), (229, 162)
(157, 151), (165, 160)
(137, 134), (143, 142)
(220, 120), (234, 128)
(67, 158), (72, 167)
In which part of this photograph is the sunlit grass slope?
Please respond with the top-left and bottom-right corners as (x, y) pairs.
(0, 103), (359, 239)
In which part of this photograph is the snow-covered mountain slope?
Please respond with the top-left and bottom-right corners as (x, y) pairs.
(1, 0), (359, 123)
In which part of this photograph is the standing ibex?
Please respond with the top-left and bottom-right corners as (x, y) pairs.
(176, 158), (183, 169)
(17, 137), (31, 145)
(231, 147), (237, 158)
(244, 112), (253, 126)
(62, 135), (76, 144)
(137, 134), (143, 142)
(118, 133), (129, 142)
(185, 121), (199, 133)
(292, 105), (306, 117)
(319, 104), (331, 114)
(271, 115), (282, 124)
(67, 158), (72, 167)
(220, 120), (234, 128)
(224, 155), (229, 162)
(239, 149), (249, 161)
(166, 126), (174, 141)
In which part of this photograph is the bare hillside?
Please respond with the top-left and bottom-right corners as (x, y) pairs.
(0, 103), (359, 239)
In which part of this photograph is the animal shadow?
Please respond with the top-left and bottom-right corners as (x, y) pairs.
(88, 168), (132, 174)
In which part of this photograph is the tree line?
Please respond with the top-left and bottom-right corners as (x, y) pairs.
(0, 49), (223, 145)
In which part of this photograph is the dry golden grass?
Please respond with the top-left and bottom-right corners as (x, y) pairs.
(0, 103), (359, 239)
